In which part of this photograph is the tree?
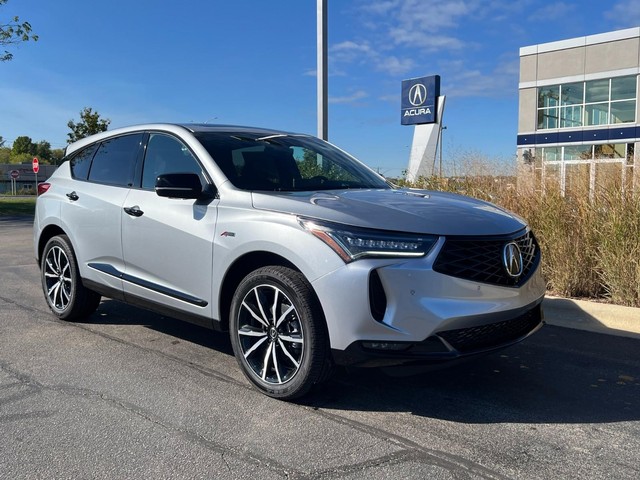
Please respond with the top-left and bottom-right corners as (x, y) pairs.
(11, 135), (33, 155)
(0, 146), (10, 163)
(67, 107), (110, 143)
(1, 0), (38, 62)
(50, 148), (65, 165)
(34, 140), (51, 160)
(8, 151), (31, 164)
(7, 136), (54, 164)
(0, 135), (5, 147)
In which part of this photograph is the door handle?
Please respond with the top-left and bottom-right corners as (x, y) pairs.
(123, 205), (144, 217)
(66, 191), (79, 201)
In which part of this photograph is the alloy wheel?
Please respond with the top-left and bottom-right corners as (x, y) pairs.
(236, 284), (305, 385)
(44, 245), (72, 312)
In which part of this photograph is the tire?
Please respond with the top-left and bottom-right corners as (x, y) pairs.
(41, 235), (101, 320)
(229, 266), (331, 400)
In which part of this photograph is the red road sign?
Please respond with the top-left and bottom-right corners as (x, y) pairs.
(10, 170), (20, 179)
(33, 157), (40, 174)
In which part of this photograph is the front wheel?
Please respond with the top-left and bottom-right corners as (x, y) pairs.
(41, 235), (101, 320)
(229, 266), (331, 400)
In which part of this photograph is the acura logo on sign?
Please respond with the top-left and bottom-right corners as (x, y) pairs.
(408, 84), (427, 106)
(503, 242), (523, 278)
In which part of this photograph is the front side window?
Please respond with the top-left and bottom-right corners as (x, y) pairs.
(88, 133), (143, 186)
(195, 132), (388, 192)
(141, 133), (205, 190)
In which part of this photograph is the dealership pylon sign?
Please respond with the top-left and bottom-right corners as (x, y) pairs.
(401, 75), (440, 125)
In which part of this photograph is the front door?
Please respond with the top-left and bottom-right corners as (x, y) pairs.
(120, 133), (218, 324)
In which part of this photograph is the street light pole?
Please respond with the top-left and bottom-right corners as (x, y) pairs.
(438, 125), (447, 178)
(317, 0), (328, 140)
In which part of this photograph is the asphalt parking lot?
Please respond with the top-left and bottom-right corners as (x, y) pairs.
(1, 216), (639, 479)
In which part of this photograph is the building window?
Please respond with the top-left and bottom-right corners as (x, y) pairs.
(537, 75), (637, 130)
(542, 143), (633, 163)
(539, 143), (635, 197)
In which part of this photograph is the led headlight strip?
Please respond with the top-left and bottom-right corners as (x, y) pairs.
(299, 218), (437, 262)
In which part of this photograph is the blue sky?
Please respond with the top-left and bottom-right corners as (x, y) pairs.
(2, 0), (639, 176)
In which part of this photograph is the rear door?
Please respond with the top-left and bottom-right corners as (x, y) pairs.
(61, 133), (144, 297)
(120, 132), (218, 325)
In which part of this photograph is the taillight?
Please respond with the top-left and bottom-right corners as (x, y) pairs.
(37, 182), (51, 195)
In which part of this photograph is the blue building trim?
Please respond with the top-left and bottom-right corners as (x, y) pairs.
(517, 126), (639, 146)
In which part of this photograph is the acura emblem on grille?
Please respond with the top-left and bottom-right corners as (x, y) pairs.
(503, 242), (523, 278)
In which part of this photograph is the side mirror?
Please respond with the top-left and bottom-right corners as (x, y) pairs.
(155, 173), (204, 199)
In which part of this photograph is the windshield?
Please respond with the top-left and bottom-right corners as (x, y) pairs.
(194, 132), (390, 192)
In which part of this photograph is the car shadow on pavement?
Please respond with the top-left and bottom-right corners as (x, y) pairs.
(84, 298), (234, 356)
(306, 325), (640, 425)
(87, 300), (639, 425)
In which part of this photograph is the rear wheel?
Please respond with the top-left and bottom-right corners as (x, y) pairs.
(230, 266), (331, 400)
(41, 235), (101, 320)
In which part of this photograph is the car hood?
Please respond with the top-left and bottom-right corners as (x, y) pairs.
(251, 189), (527, 236)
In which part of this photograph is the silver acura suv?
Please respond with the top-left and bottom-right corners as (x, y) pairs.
(34, 124), (545, 399)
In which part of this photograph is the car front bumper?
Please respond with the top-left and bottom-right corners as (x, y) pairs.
(331, 301), (543, 367)
(311, 238), (547, 367)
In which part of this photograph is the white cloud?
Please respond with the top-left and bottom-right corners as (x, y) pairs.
(443, 56), (520, 98)
(360, 0), (402, 15)
(329, 41), (374, 64)
(388, 29), (466, 51)
(604, 0), (640, 27)
(394, 0), (476, 32)
(374, 55), (414, 75)
(527, 2), (575, 21)
(329, 90), (368, 104)
(378, 93), (399, 103)
(329, 39), (416, 76)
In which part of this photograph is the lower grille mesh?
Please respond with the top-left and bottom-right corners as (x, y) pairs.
(437, 306), (542, 353)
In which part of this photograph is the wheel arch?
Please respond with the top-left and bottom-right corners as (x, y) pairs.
(218, 251), (313, 332)
(37, 224), (68, 264)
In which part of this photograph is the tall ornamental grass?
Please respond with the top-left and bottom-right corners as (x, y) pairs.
(401, 165), (640, 307)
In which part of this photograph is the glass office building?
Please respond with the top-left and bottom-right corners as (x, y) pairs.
(518, 28), (639, 197)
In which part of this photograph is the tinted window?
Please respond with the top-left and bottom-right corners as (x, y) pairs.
(69, 144), (98, 180)
(88, 134), (143, 186)
(194, 132), (388, 192)
(141, 133), (205, 190)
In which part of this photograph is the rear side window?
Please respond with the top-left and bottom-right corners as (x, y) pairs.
(88, 133), (143, 187)
(69, 144), (99, 180)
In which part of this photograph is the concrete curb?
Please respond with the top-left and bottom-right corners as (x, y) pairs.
(543, 296), (640, 339)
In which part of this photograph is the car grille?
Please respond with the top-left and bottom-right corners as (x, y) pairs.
(436, 306), (542, 354)
(433, 229), (540, 287)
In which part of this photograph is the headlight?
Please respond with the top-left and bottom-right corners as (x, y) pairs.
(299, 218), (438, 263)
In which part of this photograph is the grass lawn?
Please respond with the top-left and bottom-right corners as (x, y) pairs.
(0, 196), (37, 216)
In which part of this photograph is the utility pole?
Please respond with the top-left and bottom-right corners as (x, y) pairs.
(317, 0), (328, 140)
